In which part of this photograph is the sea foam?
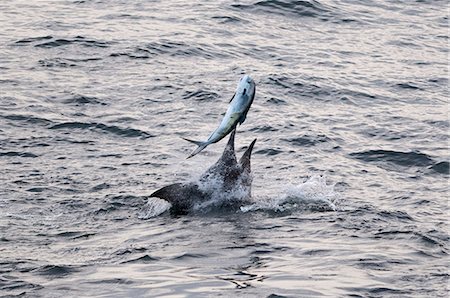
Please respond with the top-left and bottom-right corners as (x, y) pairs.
(241, 175), (341, 213)
(138, 197), (172, 219)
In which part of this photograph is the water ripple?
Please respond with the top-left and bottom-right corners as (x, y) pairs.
(283, 134), (331, 147)
(349, 149), (435, 168)
(232, 0), (330, 19)
(111, 41), (232, 60)
(182, 90), (220, 101)
(0, 151), (39, 158)
(33, 265), (79, 278)
(49, 122), (153, 139)
(1, 0), (448, 297)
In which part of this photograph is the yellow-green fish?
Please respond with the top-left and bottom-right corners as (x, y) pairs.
(183, 75), (256, 158)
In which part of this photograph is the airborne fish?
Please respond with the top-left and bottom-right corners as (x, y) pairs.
(183, 75), (256, 158)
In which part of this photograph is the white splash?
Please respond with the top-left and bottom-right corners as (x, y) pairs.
(138, 197), (172, 219)
(192, 173), (252, 212)
(240, 175), (341, 213)
(140, 174), (341, 217)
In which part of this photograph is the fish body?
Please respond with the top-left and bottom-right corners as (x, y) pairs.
(183, 75), (256, 158)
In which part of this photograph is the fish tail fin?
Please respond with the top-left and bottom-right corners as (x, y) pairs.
(182, 137), (209, 159)
(182, 137), (204, 147)
(240, 138), (257, 170)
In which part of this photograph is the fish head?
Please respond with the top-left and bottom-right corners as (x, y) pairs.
(236, 75), (256, 98)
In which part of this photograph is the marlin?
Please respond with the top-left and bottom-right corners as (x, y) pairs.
(183, 75), (256, 158)
(150, 129), (257, 214)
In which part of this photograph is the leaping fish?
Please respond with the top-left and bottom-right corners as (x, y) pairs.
(183, 75), (256, 158)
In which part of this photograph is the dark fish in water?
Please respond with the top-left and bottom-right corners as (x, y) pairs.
(151, 128), (257, 214)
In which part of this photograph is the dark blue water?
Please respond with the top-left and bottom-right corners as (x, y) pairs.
(0, 0), (448, 297)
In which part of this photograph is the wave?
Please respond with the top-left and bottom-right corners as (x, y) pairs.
(121, 255), (159, 264)
(14, 35), (111, 48)
(38, 58), (77, 68)
(60, 95), (106, 105)
(264, 74), (378, 103)
(33, 264), (79, 277)
(211, 15), (247, 24)
(231, 0), (329, 19)
(49, 122), (153, 139)
(266, 97), (287, 105)
(349, 149), (448, 174)
(248, 125), (279, 132)
(54, 231), (96, 239)
(2, 113), (153, 141)
(14, 35), (53, 44)
(38, 57), (102, 68)
(0, 151), (39, 158)
(430, 161), (449, 174)
(38, 37), (110, 48)
(2, 114), (53, 125)
(114, 247), (147, 256)
(395, 82), (423, 90)
(350, 149), (434, 167)
(94, 195), (149, 217)
(254, 148), (283, 156)
(230, 0), (361, 23)
(110, 40), (233, 60)
(283, 134), (331, 147)
(182, 90), (220, 101)
(374, 229), (447, 248)
(0, 277), (43, 293)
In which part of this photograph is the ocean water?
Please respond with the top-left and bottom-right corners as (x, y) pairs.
(0, 0), (448, 297)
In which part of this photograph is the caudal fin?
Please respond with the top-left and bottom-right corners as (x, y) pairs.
(239, 138), (257, 170)
(150, 183), (183, 201)
(182, 137), (209, 159)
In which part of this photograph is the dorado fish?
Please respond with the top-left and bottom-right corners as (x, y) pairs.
(183, 75), (256, 158)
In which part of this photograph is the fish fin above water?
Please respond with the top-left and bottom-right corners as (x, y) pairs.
(226, 128), (236, 151)
(150, 183), (201, 214)
(182, 137), (210, 158)
(240, 138), (257, 171)
(150, 183), (183, 201)
(220, 128), (237, 163)
(182, 137), (204, 147)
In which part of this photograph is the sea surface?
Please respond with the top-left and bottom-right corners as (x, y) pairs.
(0, 0), (449, 297)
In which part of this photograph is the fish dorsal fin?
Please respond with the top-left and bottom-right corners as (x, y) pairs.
(221, 128), (237, 163)
(229, 92), (236, 103)
(200, 128), (238, 181)
(226, 128), (236, 150)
